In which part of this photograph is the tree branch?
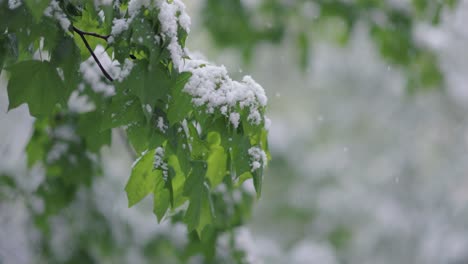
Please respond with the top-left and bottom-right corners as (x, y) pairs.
(72, 26), (114, 82)
(72, 26), (110, 41)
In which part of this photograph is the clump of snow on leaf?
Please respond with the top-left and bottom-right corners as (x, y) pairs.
(68, 91), (96, 113)
(155, 0), (268, 128)
(156, 0), (191, 68)
(181, 61), (268, 127)
(128, 0), (151, 15)
(156, 116), (167, 133)
(108, 18), (131, 43)
(153, 147), (168, 181)
(115, 59), (135, 82)
(229, 112), (241, 128)
(44, 0), (71, 31)
(99, 0), (269, 128)
(248, 147), (267, 172)
(8, 0), (22, 9)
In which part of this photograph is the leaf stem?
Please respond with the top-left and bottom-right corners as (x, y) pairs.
(72, 26), (114, 82)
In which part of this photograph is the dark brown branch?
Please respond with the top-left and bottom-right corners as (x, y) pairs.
(72, 26), (114, 82)
(72, 26), (110, 41)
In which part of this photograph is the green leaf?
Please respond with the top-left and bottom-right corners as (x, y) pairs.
(101, 95), (145, 130)
(188, 122), (210, 160)
(184, 162), (214, 235)
(230, 133), (251, 178)
(37, 17), (61, 52)
(0, 34), (18, 71)
(167, 72), (193, 126)
(51, 36), (81, 91)
(119, 60), (172, 107)
(206, 132), (227, 188)
(206, 145), (227, 188)
(7, 60), (66, 117)
(25, 119), (49, 167)
(125, 150), (160, 207)
(328, 226), (352, 250)
(0, 1), (271, 250)
(126, 120), (166, 154)
(167, 154), (188, 208)
(72, 4), (109, 59)
(126, 122), (151, 154)
(130, 12), (154, 49)
(0, 174), (16, 189)
(101, 4), (115, 29)
(153, 172), (170, 222)
(24, 0), (51, 22)
(0, 39), (7, 71)
(252, 167), (263, 198)
(77, 111), (111, 153)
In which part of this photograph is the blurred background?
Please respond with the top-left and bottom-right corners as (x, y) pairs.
(2, 0), (468, 263)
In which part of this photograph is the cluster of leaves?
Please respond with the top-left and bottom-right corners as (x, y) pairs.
(202, 0), (458, 92)
(1, 0), (268, 262)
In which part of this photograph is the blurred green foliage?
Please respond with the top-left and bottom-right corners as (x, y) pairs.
(202, 0), (458, 92)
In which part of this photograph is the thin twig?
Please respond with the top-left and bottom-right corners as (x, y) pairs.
(72, 26), (114, 82)
(72, 26), (110, 40)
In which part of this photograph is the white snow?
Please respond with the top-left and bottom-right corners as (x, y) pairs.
(68, 91), (96, 113)
(153, 147), (168, 181)
(156, 116), (167, 133)
(44, 0), (71, 31)
(248, 147), (267, 172)
(108, 18), (131, 43)
(241, 178), (257, 195)
(229, 112), (240, 128)
(128, 0), (151, 16)
(94, 0), (113, 6)
(98, 10), (105, 23)
(181, 60), (268, 126)
(79, 45), (116, 96)
(145, 104), (152, 113)
(234, 227), (262, 264)
(155, 0), (268, 127)
(46, 142), (69, 163)
(115, 58), (135, 82)
(54, 125), (80, 142)
(157, 0), (191, 35)
(8, 0), (22, 9)
(289, 240), (338, 264)
(264, 116), (271, 131)
(86, 0), (269, 128)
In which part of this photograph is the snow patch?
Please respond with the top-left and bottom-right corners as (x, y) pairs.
(248, 146), (267, 172)
(153, 147), (168, 181)
(181, 61), (267, 126)
(115, 58), (135, 82)
(156, 116), (167, 133)
(44, 0), (71, 31)
(108, 18), (131, 43)
(68, 91), (96, 113)
(8, 0), (22, 9)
